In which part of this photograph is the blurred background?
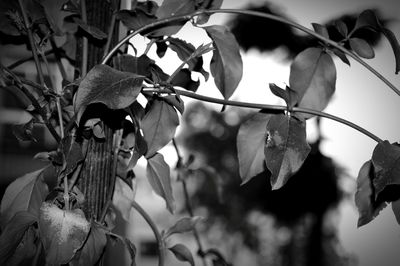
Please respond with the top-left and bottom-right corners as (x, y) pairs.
(1, 0), (400, 265)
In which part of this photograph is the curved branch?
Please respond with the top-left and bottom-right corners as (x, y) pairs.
(101, 8), (399, 96)
(143, 87), (382, 143)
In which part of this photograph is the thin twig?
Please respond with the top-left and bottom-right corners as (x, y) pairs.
(80, 0), (88, 76)
(49, 36), (69, 81)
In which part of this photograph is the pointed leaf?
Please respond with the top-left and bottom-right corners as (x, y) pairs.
(355, 160), (387, 227)
(74, 64), (144, 124)
(289, 47), (336, 118)
(168, 244), (194, 266)
(264, 114), (311, 190)
(381, 27), (400, 74)
(146, 153), (175, 213)
(0, 211), (37, 265)
(114, 54), (154, 77)
(354, 9), (380, 31)
(141, 99), (179, 158)
(162, 94), (185, 114)
(39, 202), (90, 265)
(349, 38), (375, 59)
(335, 20), (348, 37)
(205, 25), (243, 99)
(392, 198), (400, 225)
(237, 112), (271, 184)
(332, 48), (350, 66)
(116, 9), (156, 32)
(74, 18), (107, 39)
(269, 83), (296, 108)
(61, 136), (84, 176)
(0, 168), (48, 229)
(194, 0), (223, 25)
(312, 23), (329, 39)
(171, 69), (200, 92)
(112, 177), (135, 222)
(164, 216), (202, 239)
(123, 237), (137, 266)
(371, 141), (400, 201)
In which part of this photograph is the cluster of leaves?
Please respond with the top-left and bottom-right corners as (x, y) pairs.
(1, 0), (400, 265)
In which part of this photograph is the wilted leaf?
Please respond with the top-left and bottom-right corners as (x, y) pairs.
(141, 99), (179, 158)
(355, 161), (387, 227)
(312, 23), (329, 39)
(70, 222), (107, 266)
(0, 168), (48, 229)
(146, 153), (175, 213)
(0, 211), (37, 265)
(289, 47), (336, 118)
(237, 112), (271, 184)
(264, 114), (310, 190)
(164, 216), (202, 239)
(13, 118), (37, 142)
(73, 18), (107, 39)
(38, 0), (76, 35)
(349, 38), (375, 59)
(381, 28), (400, 74)
(74, 64), (144, 123)
(39, 202), (90, 265)
(205, 25), (243, 99)
(168, 244), (194, 266)
(371, 141), (400, 201)
(112, 177), (135, 222)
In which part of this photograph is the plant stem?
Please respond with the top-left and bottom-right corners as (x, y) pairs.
(144, 87), (383, 143)
(7, 49), (55, 70)
(144, 39), (156, 55)
(103, 8), (118, 58)
(80, 0), (88, 76)
(131, 200), (165, 266)
(49, 36), (69, 81)
(101, 9), (399, 96)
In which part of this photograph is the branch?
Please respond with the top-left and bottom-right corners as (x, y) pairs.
(131, 200), (165, 266)
(144, 87), (383, 143)
(101, 8), (400, 97)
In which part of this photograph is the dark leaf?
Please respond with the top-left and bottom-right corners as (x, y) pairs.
(61, 135), (84, 176)
(146, 153), (175, 213)
(74, 64), (144, 124)
(349, 38), (375, 59)
(237, 112), (271, 184)
(194, 0), (223, 25)
(0, 168), (48, 229)
(13, 118), (37, 142)
(114, 54), (154, 77)
(332, 48), (350, 66)
(289, 47), (336, 118)
(38, 0), (76, 35)
(70, 222), (107, 266)
(39, 202), (90, 265)
(5, 224), (38, 265)
(73, 18), (107, 39)
(164, 216), (202, 239)
(162, 94), (185, 114)
(0, 1), (23, 36)
(312, 23), (329, 39)
(371, 141), (400, 201)
(171, 69), (200, 92)
(269, 83), (296, 108)
(335, 20), (348, 37)
(168, 244), (194, 266)
(264, 114), (311, 190)
(156, 40), (168, 58)
(205, 25), (243, 99)
(354, 9), (381, 31)
(141, 99), (179, 158)
(355, 161), (387, 227)
(392, 198), (400, 225)
(381, 27), (400, 74)
(116, 9), (156, 33)
(0, 211), (37, 265)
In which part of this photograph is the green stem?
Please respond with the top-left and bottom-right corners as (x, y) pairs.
(101, 8), (399, 96)
(144, 87), (382, 143)
(49, 36), (69, 81)
(131, 200), (165, 266)
(144, 39), (156, 55)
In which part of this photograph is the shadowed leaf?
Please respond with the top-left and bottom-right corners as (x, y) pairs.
(38, 0), (76, 35)
(13, 118), (37, 142)
(349, 38), (374, 59)
(312, 23), (329, 39)
(392, 198), (400, 225)
(73, 18), (107, 39)
(61, 136), (84, 176)
(381, 28), (400, 74)
(194, 0), (223, 25)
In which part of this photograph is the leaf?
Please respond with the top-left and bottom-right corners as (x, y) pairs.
(269, 83), (296, 108)
(70, 222), (107, 266)
(381, 27), (400, 74)
(114, 54), (154, 77)
(61, 136), (84, 176)
(73, 18), (107, 39)
(12, 118), (37, 142)
(6, 224), (38, 265)
(237, 112), (271, 184)
(156, 40), (168, 58)
(74, 64), (144, 124)
(0, 168), (48, 229)
(205, 25), (243, 99)
(371, 141), (400, 201)
(168, 244), (195, 266)
(164, 216), (202, 239)
(312, 23), (329, 39)
(171, 69), (200, 92)
(355, 161), (387, 227)
(39, 202), (90, 265)
(141, 99), (179, 158)
(0, 211), (37, 265)
(335, 20), (348, 37)
(354, 9), (381, 31)
(112, 177), (135, 222)
(146, 153), (175, 213)
(289, 47), (336, 118)
(123, 237), (137, 266)
(38, 0), (76, 35)
(332, 48), (350, 66)
(392, 198), (400, 225)
(116, 9), (156, 33)
(162, 94), (185, 114)
(264, 114), (311, 190)
(349, 38), (375, 59)
(194, 0), (223, 25)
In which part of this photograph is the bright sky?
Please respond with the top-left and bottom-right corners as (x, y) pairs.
(134, 0), (400, 265)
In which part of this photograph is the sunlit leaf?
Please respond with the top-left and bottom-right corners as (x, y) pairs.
(39, 202), (90, 265)
(205, 25), (243, 99)
(168, 244), (194, 266)
(112, 177), (135, 222)
(349, 38), (375, 59)
(0, 168), (48, 229)
(289, 47), (336, 118)
(371, 141), (400, 201)
(164, 216), (202, 239)
(0, 211), (37, 265)
(264, 114), (310, 190)
(74, 64), (144, 124)
(146, 153), (175, 213)
(237, 112), (271, 184)
(141, 99), (179, 158)
(355, 160), (387, 227)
